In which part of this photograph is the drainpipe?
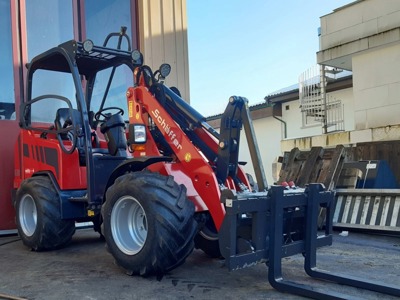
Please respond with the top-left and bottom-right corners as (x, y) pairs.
(320, 64), (328, 134)
(273, 115), (287, 139)
(265, 99), (288, 139)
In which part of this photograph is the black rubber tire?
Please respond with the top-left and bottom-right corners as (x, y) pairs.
(194, 214), (221, 258)
(102, 172), (197, 276)
(15, 176), (75, 251)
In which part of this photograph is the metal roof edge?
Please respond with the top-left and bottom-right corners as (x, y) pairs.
(264, 74), (353, 105)
(205, 101), (272, 121)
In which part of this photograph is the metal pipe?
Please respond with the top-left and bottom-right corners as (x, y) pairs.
(320, 64), (328, 134)
(273, 115), (287, 139)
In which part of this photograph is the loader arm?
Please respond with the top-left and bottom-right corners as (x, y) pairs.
(216, 96), (268, 191)
(145, 83), (265, 191)
(127, 85), (226, 229)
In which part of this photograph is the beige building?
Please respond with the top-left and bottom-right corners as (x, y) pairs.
(138, 0), (190, 101)
(213, 0), (400, 185)
(318, 0), (400, 131)
(296, 0), (400, 169)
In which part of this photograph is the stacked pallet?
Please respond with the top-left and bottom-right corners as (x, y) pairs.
(277, 145), (400, 234)
(276, 144), (345, 190)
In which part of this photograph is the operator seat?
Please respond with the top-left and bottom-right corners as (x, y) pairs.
(55, 108), (86, 164)
(55, 108), (110, 155)
(100, 113), (127, 157)
(55, 108), (82, 141)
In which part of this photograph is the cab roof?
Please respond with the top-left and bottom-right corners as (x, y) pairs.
(27, 39), (143, 79)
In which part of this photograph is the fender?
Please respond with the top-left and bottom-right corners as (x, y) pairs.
(103, 156), (173, 202)
(16, 171), (88, 220)
(12, 171), (60, 207)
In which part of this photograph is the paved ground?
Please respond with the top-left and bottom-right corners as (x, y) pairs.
(0, 229), (399, 300)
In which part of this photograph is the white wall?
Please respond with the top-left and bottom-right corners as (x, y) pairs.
(279, 87), (355, 139)
(352, 43), (400, 130)
(282, 99), (321, 138)
(329, 88), (355, 132)
(238, 116), (282, 185)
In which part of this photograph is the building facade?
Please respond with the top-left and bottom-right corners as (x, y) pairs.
(279, 0), (400, 150)
(210, 0), (400, 186)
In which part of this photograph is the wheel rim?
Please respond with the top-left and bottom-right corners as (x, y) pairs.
(111, 196), (148, 255)
(19, 194), (37, 237)
(199, 218), (218, 241)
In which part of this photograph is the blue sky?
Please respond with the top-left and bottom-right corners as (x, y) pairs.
(187, 0), (354, 117)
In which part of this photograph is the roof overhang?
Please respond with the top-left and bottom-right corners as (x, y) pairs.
(264, 75), (353, 105)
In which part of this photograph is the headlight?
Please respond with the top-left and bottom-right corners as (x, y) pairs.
(159, 63), (171, 78)
(131, 50), (141, 62)
(129, 124), (146, 144)
(83, 39), (94, 52)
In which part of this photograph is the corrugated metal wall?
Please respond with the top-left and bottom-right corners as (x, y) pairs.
(137, 0), (190, 102)
(334, 189), (400, 233)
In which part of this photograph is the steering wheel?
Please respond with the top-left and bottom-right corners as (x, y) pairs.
(57, 115), (78, 155)
(94, 107), (124, 123)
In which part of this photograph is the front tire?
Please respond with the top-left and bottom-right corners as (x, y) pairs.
(102, 172), (197, 276)
(15, 176), (75, 251)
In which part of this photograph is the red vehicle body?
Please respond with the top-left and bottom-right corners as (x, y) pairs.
(126, 84), (254, 229)
(14, 129), (87, 191)
(13, 31), (257, 274)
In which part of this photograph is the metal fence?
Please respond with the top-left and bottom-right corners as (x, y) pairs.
(299, 65), (344, 133)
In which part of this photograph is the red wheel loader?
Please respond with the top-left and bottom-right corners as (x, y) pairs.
(13, 30), (400, 299)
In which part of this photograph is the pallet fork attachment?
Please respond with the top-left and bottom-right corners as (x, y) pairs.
(219, 184), (400, 299)
(300, 185), (400, 299)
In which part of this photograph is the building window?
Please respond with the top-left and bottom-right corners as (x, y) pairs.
(85, 0), (133, 48)
(25, 0), (75, 124)
(85, 0), (134, 117)
(0, 0), (15, 120)
(26, 0), (74, 60)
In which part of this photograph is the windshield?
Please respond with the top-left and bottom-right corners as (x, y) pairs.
(90, 64), (133, 121)
(30, 69), (76, 123)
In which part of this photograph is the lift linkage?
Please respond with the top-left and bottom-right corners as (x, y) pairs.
(218, 183), (400, 299)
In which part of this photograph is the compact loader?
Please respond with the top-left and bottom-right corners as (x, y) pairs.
(13, 30), (400, 299)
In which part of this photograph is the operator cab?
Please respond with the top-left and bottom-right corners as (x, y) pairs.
(20, 29), (143, 163)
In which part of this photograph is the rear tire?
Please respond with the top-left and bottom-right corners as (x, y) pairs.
(15, 176), (75, 251)
(102, 172), (197, 276)
(194, 213), (221, 258)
